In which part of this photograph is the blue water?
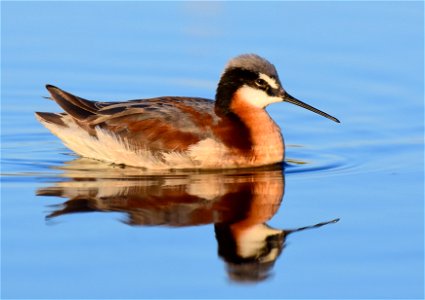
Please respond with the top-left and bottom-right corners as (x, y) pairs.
(1, 2), (424, 299)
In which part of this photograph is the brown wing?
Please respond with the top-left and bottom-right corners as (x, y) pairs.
(44, 85), (219, 152)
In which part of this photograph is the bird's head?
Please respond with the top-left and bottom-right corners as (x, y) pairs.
(215, 54), (339, 123)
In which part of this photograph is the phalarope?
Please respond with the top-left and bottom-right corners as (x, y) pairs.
(35, 54), (339, 169)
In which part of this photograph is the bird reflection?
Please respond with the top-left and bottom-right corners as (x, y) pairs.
(37, 158), (338, 283)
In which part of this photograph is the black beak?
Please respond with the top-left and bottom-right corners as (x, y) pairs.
(282, 91), (340, 123)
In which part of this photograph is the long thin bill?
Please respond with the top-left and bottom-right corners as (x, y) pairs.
(284, 93), (340, 123)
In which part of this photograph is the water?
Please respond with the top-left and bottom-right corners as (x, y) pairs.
(1, 2), (423, 299)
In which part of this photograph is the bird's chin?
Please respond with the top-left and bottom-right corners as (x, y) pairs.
(235, 86), (284, 109)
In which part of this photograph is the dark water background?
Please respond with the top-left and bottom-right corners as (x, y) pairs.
(2, 2), (423, 299)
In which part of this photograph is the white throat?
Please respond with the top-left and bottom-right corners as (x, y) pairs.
(236, 85), (282, 108)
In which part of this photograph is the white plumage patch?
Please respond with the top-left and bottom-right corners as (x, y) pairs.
(259, 73), (278, 89)
(237, 85), (282, 108)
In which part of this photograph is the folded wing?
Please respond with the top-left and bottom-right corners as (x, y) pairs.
(36, 85), (219, 152)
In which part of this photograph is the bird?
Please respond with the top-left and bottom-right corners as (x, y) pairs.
(35, 54), (340, 169)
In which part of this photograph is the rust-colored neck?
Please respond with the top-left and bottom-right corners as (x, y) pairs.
(230, 92), (284, 164)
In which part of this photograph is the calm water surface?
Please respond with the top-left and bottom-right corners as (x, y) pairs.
(2, 2), (423, 299)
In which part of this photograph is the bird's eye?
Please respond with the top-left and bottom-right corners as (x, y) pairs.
(255, 78), (267, 88)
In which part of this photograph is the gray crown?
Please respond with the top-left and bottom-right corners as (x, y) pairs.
(225, 54), (278, 77)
